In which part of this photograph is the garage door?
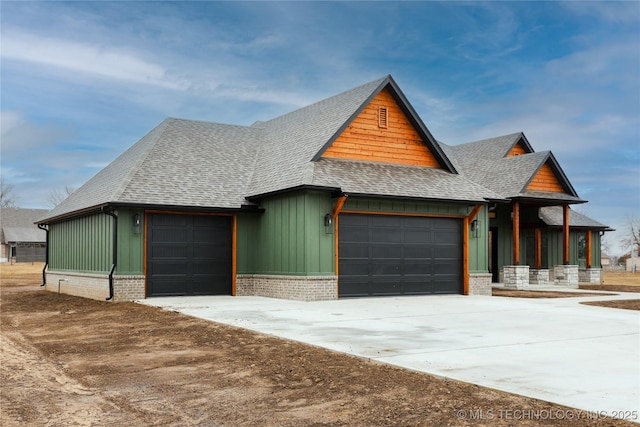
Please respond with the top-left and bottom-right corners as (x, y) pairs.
(147, 213), (232, 297)
(338, 214), (462, 297)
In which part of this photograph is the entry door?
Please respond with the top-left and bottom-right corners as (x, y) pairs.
(490, 227), (499, 283)
(147, 213), (232, 296)
(338, 214), (462, 297)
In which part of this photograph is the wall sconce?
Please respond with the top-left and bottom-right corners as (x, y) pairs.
(133, 213), (141, 234)
(470, 219), (480, 238)
(324, 213), (333, 234)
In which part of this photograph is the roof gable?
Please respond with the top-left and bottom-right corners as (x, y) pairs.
(320, 88), (442, 167)
(311, 76), (456, 173)
(246, 77), (389, 198)
(506, 134), (534, 157)
(449, 132), (524, 162)
(524, 152), (579, 197)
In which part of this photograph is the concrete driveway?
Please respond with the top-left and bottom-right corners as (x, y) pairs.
(139, 290), (640, 419)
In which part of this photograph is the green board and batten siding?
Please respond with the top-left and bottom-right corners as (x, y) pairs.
(47, 192), (493, 281)
(117, 209), (144, 274)
(48, 212), (113, 273)
(237, 190), (335, 276)
(47, 209), (143, 275)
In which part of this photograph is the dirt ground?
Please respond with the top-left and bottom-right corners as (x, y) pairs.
(1, 264), (638, 426)
(492, 271), (640, 311)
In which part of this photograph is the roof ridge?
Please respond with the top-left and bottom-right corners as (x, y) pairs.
(238, 126), (266, 200)
(112, 119), (173, 201)
(263, 76), (388, 126)
(459, 131), (523, 147)
(166, 116), (255, 129)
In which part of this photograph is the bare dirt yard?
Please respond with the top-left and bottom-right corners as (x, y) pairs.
(1, 263), (636, 426)
(578, 271), (640, 311)
(493, 271), (640, 311)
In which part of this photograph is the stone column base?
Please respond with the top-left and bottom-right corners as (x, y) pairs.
(529, 269), (550, 285)
(554, 265), (579, 287)
(503, 265), (530, 289)
(579, 268), (602, 284)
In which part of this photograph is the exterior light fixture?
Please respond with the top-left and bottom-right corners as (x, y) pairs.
(471, 219), (480, 238)
(324, 213), (333, 234)
(133, 213), (141, 234)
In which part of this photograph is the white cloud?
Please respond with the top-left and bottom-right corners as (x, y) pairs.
(0, 110), (72, 155)
(1, 30), (190, 90)
(562, 1), (640, 25)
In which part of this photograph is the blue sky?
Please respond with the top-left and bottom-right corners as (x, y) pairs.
(1, 1), (638, 255)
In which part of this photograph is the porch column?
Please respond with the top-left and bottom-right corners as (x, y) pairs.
(563, 205), (570, 264)
(586, 230), (592, 269)
(512, 201), (520, 265)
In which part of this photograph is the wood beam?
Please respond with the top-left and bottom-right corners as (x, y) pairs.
(586, 230), (592, 269)
(332, 195), (348, 218)
(467, 204), (483, 222)
(332, 195), (347, 279)
(563, 205), (570, 264)
(513, 201), (520, 265)
(535, 227), (542, 269)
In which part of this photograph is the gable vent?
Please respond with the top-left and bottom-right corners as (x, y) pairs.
(378, 106), (388, 128)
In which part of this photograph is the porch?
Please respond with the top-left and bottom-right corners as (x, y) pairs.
(489, 201), (609, 290)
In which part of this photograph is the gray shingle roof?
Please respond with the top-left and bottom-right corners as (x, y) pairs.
(38, 76), (592, 224)
(311, 158), (503, 203)
(443, 133), (583, 204)
(118, 119), (262, 208)
(41, 118), (263, 221)
(539, 206), (611, 229)
(246, 77), (388, 198)
(445, 132), (524, 168)
(1, 208), (48, 243)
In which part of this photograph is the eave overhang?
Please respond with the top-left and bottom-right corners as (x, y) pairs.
(36, 202), (263, 225)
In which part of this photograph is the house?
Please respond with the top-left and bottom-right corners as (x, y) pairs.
(1, 207), (48, 263)
(36, 75), (610, 301)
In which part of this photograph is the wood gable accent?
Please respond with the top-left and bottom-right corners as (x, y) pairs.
(527, 162), (565, 193)
(322, 88), (441, 168)
(507, 142), (528, 157)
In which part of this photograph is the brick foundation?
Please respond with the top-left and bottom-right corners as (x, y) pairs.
(113, 275), (146, 301)
(468, 273), (492, 296)
(554, 265), (579, 287)
(503, 265), (530, 289)
(45, 271), (145, 302)
(236, 275), (338, 301)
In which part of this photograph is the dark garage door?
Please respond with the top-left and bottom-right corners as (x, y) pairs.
(338, 214), (462, 297)
(147, 213), (232, 297)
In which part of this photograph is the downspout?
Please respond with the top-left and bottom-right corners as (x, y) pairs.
(37, 224), (49, 286)
(101, 207), (117, 301)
